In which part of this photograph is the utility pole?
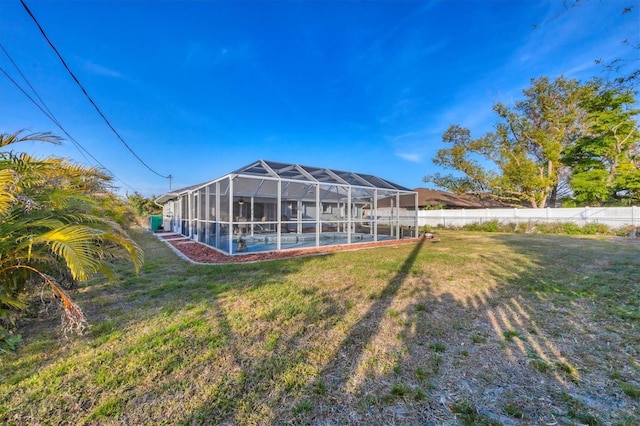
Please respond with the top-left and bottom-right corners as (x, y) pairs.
(168, 174), (172, 191)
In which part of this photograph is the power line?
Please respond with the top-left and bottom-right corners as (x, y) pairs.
(1, 44), (91, 165)
(1, 65), (91, 164)
(0, 48), (140, 194)
(19, 0), (171, 180)
(0, 44), (57, 123)
(0, 64), (139, 194)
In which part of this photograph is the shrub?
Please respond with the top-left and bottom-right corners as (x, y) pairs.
(0, 131), (144, 347)
(462, 220), (501, 232)
(444, 220), (626, 236)
(560, 222), (583, 235)
(615, 225), (638, 237)
(581, 223), (611, 235)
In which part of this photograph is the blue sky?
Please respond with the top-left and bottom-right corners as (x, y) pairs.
(1, 0), (637, 196)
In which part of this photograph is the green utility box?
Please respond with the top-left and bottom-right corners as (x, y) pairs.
(149, 215), (163, 232)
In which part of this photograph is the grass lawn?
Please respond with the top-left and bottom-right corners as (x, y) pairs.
(1, 230), (639, 425)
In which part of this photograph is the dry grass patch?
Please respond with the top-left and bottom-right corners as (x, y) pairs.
(1, 230), (638, 425)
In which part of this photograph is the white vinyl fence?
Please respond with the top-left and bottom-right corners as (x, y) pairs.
(418, 206), (640, 229)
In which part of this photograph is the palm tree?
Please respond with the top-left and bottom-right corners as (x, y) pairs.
(0, 131), (143, 336)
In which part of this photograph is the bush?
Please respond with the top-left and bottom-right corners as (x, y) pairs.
(581, 223), (611, 235)
(462, 220), (501, 232)
(0, 130), (144, 346)
(615, 225), (638, 237)
(446, 220), (623, 236)
(560, 222), (583, 235)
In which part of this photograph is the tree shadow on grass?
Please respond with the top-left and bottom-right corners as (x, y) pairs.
(181, 239), (427, 425)
(2, 230), (326, 424)
(270, 233), (638, 425)
(7, 232), (638, 424)
(312, 239), (426, 396)
(317, 233), (638, 425)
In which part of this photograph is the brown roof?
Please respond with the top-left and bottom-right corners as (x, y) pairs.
(378, 188), (507, 209)
(415, 188), (487, 208)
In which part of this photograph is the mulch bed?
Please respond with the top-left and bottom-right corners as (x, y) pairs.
(159, 234), (189, 241)
(162, 234), (434, 264)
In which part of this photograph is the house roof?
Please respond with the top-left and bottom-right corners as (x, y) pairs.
(415, 188), (490, 208)
(377, 188), (507, 209)
(154, 182), (203, 204)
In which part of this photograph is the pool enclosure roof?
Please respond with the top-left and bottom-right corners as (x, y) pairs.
(156, 160), (412, 203)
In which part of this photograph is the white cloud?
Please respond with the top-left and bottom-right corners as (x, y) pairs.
(84, 61), (124, 79)
(388, 127), (442, 164)
(184, 42), (210, 67)
(395, 151), (424, 163)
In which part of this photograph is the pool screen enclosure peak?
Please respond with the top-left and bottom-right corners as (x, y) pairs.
(156, 160), (419, 254)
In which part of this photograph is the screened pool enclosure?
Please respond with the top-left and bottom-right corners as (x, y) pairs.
(156, 160), (418, 255)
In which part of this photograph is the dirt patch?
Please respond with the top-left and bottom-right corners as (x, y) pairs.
(162, 234), (436, 264)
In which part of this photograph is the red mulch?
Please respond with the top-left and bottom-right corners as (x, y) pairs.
(159, 234), (189, 241)
(162, 235), (432, 264)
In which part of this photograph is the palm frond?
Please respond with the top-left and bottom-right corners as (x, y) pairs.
(101, 232), (144, 274)
(0, 293), (27, 310)
(0, 265), (86, 334)
(30, 225), (104, 281)
(1, 129), (142, 336)
(0, 130), (63, 149)
(0, 169), (17, 215)
(13, 216), (66, 233)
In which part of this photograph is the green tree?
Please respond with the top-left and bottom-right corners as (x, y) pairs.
(563, 86), (640, 205)
(0, 131), (143, 339)
(427, 76), (586, 208)
(127, 191), (162, 217)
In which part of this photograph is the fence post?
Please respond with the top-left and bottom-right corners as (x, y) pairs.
(584, 206), (588, 226)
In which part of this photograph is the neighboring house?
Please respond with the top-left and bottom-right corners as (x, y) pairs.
(376, 188), (506, 211)
(155, 160), (418, 255)
(412, 188), (507, 209)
